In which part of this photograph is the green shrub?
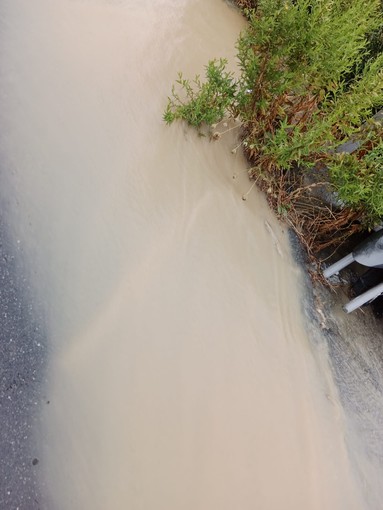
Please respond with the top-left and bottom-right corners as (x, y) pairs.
(163, 59), (237, 127)
(330, 135), (383, 225)
(164, 0), (383, 232)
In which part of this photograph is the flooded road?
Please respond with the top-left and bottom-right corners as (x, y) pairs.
(0, 0), (371, 508)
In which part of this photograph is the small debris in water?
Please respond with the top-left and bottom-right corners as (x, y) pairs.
(264, 220), (283, 257)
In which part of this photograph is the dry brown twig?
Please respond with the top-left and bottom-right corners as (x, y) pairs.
(244, 163), (362, 282)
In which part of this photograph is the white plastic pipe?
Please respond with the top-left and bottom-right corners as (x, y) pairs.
(343, 282), (383, 313)
(323, 253), (354, 279)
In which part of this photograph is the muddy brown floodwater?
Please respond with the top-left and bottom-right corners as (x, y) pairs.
(0, 0), (372, 509)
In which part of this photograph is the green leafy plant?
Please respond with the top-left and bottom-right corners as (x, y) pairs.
(330, 133), (383, 225)
(236, 0), (383, 169)
(163, 59), (237, 127)
(164, 0), (383, 252)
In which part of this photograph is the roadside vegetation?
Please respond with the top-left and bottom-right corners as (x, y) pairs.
(164, 0), (383, 262)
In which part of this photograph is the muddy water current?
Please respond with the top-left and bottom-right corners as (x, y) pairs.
(0, 0), (372, 508)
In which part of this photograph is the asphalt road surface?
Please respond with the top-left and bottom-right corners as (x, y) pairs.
(0, 219), (46, 510)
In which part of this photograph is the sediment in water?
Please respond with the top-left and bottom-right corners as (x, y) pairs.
(0, 0), (375, 509)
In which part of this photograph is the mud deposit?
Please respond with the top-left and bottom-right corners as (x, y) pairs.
(0, 0), (377, 509)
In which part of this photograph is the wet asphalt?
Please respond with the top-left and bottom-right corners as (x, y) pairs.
(0, 219), (46, 510)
